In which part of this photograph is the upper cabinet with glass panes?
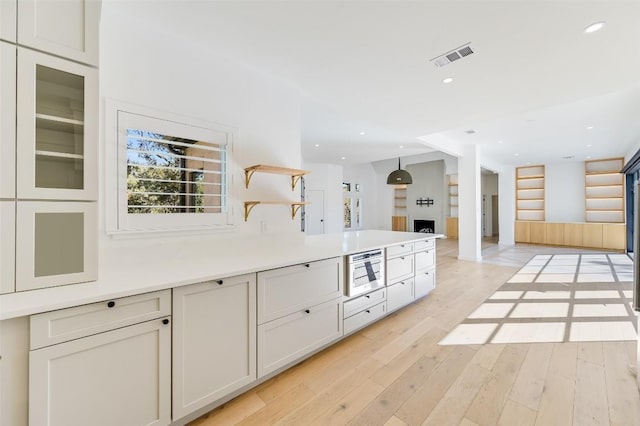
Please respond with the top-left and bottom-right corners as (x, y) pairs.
(16, 48), (98, 200)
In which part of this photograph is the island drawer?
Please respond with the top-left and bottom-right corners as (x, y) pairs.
(415, 270), (436, 299)
(344, 287), (386, 318)
(387, 254), (415, 283)
(30, 289), (171, 349)
(257, 257), (343, 324)
(386, 278), (414, 313)
(344, 301), (386, 335)
(414, 239), (435, 252)
(386, 243), (414, 259)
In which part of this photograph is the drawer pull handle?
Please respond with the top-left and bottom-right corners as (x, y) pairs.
(162, 319), (170, 325)
(366, 310), (371, 313)
(366, 295), (371, 299)
(400, 256), (405, 260)
(107, 301), (115, 308)
(216, 280), (223, 285)
(400, 281), (405, 285)
(304, 264), (310, 268)
(305, 309), (311, 314)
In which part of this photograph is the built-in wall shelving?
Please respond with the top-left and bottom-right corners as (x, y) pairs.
(585, 158), (624, 223)
(516, 165), (545, 221)
(448, 174), (458, 218)
(392, 185), (407, 231)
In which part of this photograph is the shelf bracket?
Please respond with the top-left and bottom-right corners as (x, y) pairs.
(291, 203), (303, 220)
(244, 169), (256, 189)
(291, 175), (302, 191)
(244, 202), (259, 222)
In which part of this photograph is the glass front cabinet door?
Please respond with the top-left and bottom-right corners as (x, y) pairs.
(16, 48), (97, 201)
(16, 201), (97, 291)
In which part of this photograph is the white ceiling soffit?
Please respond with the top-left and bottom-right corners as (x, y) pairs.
(110, 1), (640, 166)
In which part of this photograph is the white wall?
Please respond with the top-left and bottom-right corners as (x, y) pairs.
(303, 163), (343, 234)
(498, 167), (516, 246)
(406, 161), (446, 234)
(545, 162), (585, 222)
(100, 3), (302, 241)
(482, 173), (498, 237)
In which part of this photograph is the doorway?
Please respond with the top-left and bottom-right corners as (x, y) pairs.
(306, 189), (325, 235)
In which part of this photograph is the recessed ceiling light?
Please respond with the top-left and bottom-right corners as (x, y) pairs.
(341, 156), (346, 160)
(442, 77), (454, 84)
(314, 144), (320, 147)
(586, 156), (592, 159)
(399, 145), (404, 149)
(587, 144), (592, 148)
(586, 126), (594, 130)
(584, 21), (606, 34)
(497, 140), (503, 144)
(526, 162), (531, 165)
(359, 132), (366, 135)
(514, 153), (519, 157)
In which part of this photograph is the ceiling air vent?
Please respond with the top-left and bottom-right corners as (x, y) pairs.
(431, 42), (474, 68)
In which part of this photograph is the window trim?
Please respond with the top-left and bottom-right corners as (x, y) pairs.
(105, 99), (236, 236)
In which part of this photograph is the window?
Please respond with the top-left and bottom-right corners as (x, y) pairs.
(114, 109), (234, 232)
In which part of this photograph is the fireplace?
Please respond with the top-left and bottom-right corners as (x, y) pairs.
(414, 220), (435, 233)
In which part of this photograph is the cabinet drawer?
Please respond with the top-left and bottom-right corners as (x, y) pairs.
(344, 301), (386, 335)
(344, 287), (386, 318)
(257, 257), (343, 324)
(387, 254), (414, 283)
(386, 243), (414, 259)
(415, 270), (435, 299)
(30, 290), (171, 349)
(415, 248), (435, 272)
(414, 239), (435, 252)
(257, 298), (342, 377)
(387, 278), (414, 312)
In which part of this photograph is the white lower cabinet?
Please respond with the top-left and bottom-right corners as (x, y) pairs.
(386, 278), (414, 312)
(387, 253), (414, 283)
(258, 298), (342, 377)
(415, 270), (435, 299)
(29, 317), (171, 426)
(344, 301), (386, 335)
(172, 274), (256, 421)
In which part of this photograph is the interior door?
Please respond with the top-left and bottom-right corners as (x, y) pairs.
(306, 189), (324, 235)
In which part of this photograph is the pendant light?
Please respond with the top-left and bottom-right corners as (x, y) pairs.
(387, 158), (413, 185)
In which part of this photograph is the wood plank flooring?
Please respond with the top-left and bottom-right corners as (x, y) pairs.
(190, 239), (640, 426)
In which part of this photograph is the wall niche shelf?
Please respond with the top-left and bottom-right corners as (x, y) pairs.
(243, 201), (309, 221)
(516, 165), (545, 221)
(244, 165), (309, 190)
(585, 158), (624, 223)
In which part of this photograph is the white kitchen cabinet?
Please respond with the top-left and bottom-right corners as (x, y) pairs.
(15, 201), (97, 291)
(257, 257), (343, 324)
(415, 247), (435, 272)
(386, 278), (414, 313)
(0, 0), (16, 42)
(343, 286), (386, 318)
(29, 317), (171, 426)
(386, 242), (414, 258)
(172, 275), (257, 421)
(387, 253), (414, 283)
(415, 270), (435, 299)
(0, 201), (15, 294)
(344, 300), (386, 335)
(17, 0), (100, 66)
(16, 47), (98, 201)
(0, 41), (15, 198)
(257, 297), (342, 377)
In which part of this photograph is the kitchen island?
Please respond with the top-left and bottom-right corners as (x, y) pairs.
(0, 230), (442, 426)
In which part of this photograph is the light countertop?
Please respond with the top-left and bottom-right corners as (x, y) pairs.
(0, 230), (443, 320)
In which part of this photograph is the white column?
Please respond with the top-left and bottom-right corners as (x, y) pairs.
(458, 144), (482, 261)
(498, 167), (516, 247)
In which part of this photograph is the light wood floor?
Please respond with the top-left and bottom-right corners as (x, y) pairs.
(190, 239), (640, 426)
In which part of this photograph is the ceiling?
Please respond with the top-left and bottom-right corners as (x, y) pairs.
(118, 1), (640, 168)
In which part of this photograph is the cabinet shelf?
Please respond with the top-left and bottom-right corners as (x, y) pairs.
(585, 158), (624, 223)
(244, 165), (309, 190)
(35, 150), (84, 160)
(243, 201), (309, 221)
(516, 165), (545, 223)
(36, 113), (84, 126)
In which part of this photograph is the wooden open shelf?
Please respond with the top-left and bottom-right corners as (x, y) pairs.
(243, 201), (309, 221)
(244, 165), (309, 190)
(516, 165), (545, 221)
(585, 158), (624, 223)
(448, 174), (458, 218)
